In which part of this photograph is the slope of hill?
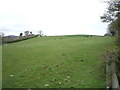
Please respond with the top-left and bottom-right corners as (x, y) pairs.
(2, 36), (115, 88)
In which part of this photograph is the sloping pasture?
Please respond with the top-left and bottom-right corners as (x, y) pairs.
(2, 36), (115, 88)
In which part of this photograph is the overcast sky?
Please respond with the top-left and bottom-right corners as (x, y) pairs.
(0, 0), (108, 36)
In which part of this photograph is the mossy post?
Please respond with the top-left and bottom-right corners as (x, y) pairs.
(0, 37), (2, 89)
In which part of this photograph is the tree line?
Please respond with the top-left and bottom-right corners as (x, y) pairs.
(20, 30), (44, 37)
(0, 30), (44, 37)
(100, 0), (120, 46)
(100, 0), (120, 87)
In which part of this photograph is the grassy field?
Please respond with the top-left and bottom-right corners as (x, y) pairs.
(2, 35), (115, 88)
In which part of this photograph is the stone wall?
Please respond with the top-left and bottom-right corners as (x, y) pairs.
(2, 35), (37, 44)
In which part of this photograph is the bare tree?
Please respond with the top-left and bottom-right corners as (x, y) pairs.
(38, 30), (43, 37)
(24, 31), (29, 36)
(0, 32), (5, 37)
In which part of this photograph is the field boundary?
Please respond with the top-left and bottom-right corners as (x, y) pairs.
(1, 35), (38, 44)
(105, 49), (120, 89)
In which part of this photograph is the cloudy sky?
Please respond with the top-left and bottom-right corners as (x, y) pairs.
(0, 0), (108, 36)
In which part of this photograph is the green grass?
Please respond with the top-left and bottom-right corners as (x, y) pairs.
(63, 34), (99, 37)
(2, 36), (115, 88)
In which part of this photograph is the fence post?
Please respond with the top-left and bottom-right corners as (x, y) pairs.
(106, 63), (112, 88)
(111, 61), (120, 89)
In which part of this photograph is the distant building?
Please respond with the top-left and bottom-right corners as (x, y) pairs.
(104, 32), (112, 36)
